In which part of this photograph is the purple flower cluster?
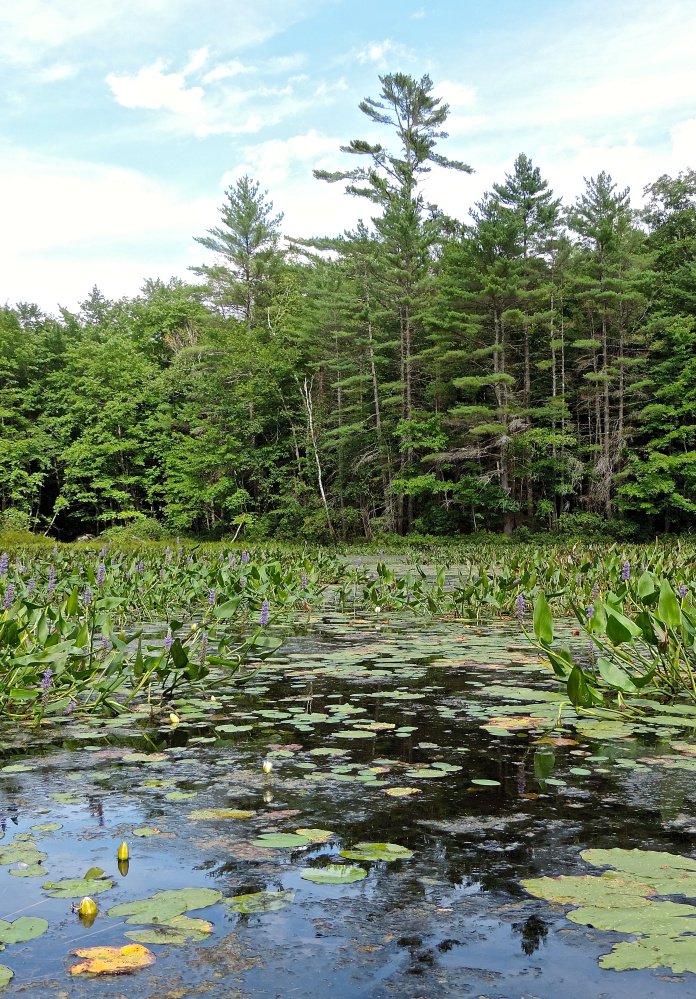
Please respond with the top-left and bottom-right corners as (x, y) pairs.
(164, 631), (174, 652)
(621, 561), (631, 582)
(27, 578), (36, 597)
(259, 599), (270, 626)
(82, 586), (92, 607)
(240, 577), (247, 590)
(2, 584), (15, 610)
(40, 668), (53, 702)
(241, 550), (249, 565)
(586, 604), (595, 620)
(47, 563), (56, 596)
(208, 589), (216, 605)
(97, 562), (106, 587)
(0, 553), (8, 577)
(679, 584), (688, 600)
(229, 554), (236, 568)
(164, 546), (172, 565)
(515, 593), (526, 621)
(137, 560), (144, 576)
(301, 571), (308, 590)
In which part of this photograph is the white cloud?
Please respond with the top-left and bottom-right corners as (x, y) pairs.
(107, 61), (206, 117)
(36, 63), (79, 83)
(0, 144), (215, 310)
(354, 39), (414, 68)
(107, 55), (347, 138)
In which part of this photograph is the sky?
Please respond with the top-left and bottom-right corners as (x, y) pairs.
(2, 0), (695, 312)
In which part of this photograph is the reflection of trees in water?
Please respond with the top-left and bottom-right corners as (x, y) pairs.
(512, 914), (548, 955)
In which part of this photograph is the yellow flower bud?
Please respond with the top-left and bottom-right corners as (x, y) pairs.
(262, 759), (273, 775)
(169, 712), (180, 725)
(117, 841), (129, 861)
(78, 896), (98, 918)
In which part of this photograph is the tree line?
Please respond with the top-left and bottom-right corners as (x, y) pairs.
(1, 73), (694, 540)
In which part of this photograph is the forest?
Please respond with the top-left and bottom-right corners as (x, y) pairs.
(1, 72), (695, 542)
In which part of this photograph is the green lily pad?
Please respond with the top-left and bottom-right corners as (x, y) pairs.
(10, 864), (45, 878)
(251, 833), (310, 848)
(300, 864), (367, 884)
(165, 791), (197, 802)
(339, 842), (413, 862)
(108, 887), (223, 924)
(471, 779), (501, 787)
(225, 891), (294, 913)
(44, 877), (114, 898)
(133, 827), (165, 837)
(0, 843), (46, 866)
(600, 936), (696, 973)
(0, 965), (13, 988)
(125, 915), (213, 945)
(1, 764), (35, 774)
(30, 823), (62, 833)
(0, 917), (49, 944)
(568, 901), (696, 935)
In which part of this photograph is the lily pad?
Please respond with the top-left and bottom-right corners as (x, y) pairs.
(384, 787), (422, 798)
(225, 891), (294, 913)
(108, 887), (222, 924)
(44, 876), (114, 898)
(125, 916), (213, 945)
(0, 966), (13, 988)
(251, 833), (310, 848)
(300, 864), (367, 884)
(0, 916), (49, 945)
(187, 809), (254, 821)
(600, 936), (696, 974)
(294, 828), (335, 843)
(69, 943), (156, 976)
(339, 842), (413, 862)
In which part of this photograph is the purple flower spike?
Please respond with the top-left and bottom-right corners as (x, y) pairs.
(164, 631), (174, 652)
(259, 599), (270, 626)
(301, 571), (307, 590)
(137, 560), (144, 576)
(41, 668), (53, 697)
(97, 562), (106, 587)
(587, 604), (595, 620)
(240, 577), (247, 590)
(82, 586), (92, 607)
(621, 561), (631, 582)
(241, 550), (249, 565)
(2, 584), (15, 610)
(591, 581), (599, 599)
(208, 589), (216, 605)
(515, 593), (526, 621)
(27, 578), (36, 597)
(679, 585), (688, 600)
(0, 553), (8, 577)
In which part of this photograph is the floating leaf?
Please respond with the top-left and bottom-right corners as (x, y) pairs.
(384, 787), (422, 798)
(294, 828), (334, 843)
(0, 966), (13, 988)
(471, 779), (501, 787)
(0, 916), (49, 945)
(225, 891), (294, 913)
(125, 915), (213, 945)
(108, 888), (222, 924)
(164, 791), (197, 802)
(187, 809), (254, 821)
(300, 865), (367, 884)
(339, 842), (413, 862)
(251, 833), (310, 848)
(69, 943), (156, 976)
(44, 877), (114, 898)
(600, 936), (696, 974)
(133, 827), (165, 838)
(30, 823), (62, 833)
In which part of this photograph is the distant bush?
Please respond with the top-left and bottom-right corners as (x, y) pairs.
(100, 516), (170, 542)
(0, 508), (32, 532)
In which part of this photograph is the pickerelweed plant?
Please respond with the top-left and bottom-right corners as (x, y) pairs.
(529, 570), (696, 707)
(0, 545), (336, 720)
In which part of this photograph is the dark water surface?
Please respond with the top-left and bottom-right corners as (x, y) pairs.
(1, 609), (695, 998)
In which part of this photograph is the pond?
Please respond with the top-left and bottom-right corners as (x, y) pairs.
(2, 604), (696, 997)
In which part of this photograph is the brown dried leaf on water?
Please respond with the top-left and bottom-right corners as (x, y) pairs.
(69, 943), (156, 976)
(484, 715), (548, 731)
(535, 737), (579, 747)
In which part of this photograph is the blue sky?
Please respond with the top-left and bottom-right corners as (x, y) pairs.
(2, 0), (695, 311)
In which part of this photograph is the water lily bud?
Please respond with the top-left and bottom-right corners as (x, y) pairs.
(117, 841), (129, 861)
(169, 712), (180, 725)
(375, 606), (381, 613)
(78, 897), (98, 918)
(190, 623), (197, 631)
(262, 759), (273, 775)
